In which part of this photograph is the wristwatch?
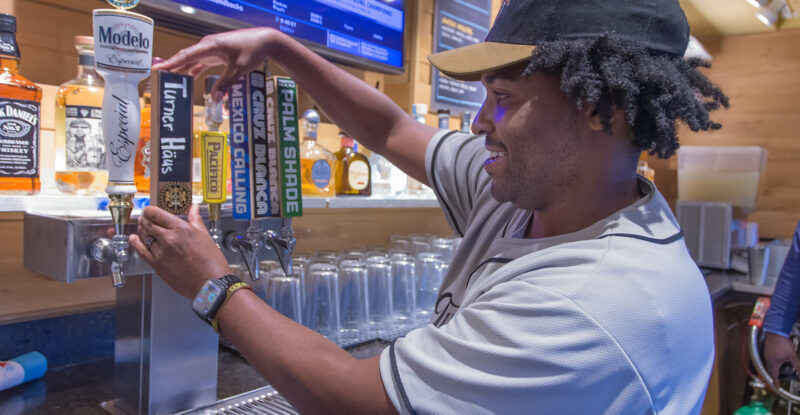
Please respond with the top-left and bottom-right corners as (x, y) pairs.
(192, 274), (251, 332)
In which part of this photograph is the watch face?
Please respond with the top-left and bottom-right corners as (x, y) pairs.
(192, 280), (225, 318)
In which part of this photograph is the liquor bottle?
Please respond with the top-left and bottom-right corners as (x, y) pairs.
(54, 36), (106, 195)
(0, 14), (42, 194)
(192, 76), (222, 196)
(437, 108), (450, 129)
(133, 83), (151, 193)
(334, 131), (371, 196)
(460, 111), (472, 133)
(371, 152), (407, 197)
(637, 152), (655, 182)
(299, 109), (336, 197)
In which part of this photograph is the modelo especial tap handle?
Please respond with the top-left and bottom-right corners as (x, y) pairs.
(91, 4), (153, 287)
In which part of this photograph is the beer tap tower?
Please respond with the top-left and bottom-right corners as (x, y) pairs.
(21, 2), (296, 414)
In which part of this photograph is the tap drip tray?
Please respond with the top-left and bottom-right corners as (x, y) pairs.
(176, 339), (393, 415)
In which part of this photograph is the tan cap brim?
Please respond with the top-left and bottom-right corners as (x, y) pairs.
(428, 42), (537, 82)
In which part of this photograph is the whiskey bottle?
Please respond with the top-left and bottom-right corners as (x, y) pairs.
(55, 36), (106, 195)
(133, 84), (151, 193)
(0, 14), (42, 194)
(334, 131), (371, 196)
(300, 109), (336, 197)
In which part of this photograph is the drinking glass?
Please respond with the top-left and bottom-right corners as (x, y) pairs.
(314, 250), (339, 260)
(366, 255), (393, 333)
(292, 255), (310, 307)
(365, 247), (388, 258)
(339, 259), (370, 340)
(338, 250), (366, 266)
(390, 235), (410, 252)
(265, 273), (303, 324)
(390, 253), (416, 324)
(416, 252), (446, 318)
(410, 235), (431, 257)
(304, 263), (341, 342)
(430, 238), (456, 264)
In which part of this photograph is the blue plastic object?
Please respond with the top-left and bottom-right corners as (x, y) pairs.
(11, 352), (47, 382)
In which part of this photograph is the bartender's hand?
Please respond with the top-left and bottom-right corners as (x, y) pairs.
(130, 204), (231, 298)
(764, 332), (800, 381)
(153, 27), (277, 101)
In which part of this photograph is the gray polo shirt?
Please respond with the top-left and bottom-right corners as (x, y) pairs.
(379, 130), (714, 414)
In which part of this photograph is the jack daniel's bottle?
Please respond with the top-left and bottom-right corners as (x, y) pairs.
(0, 14), (42, 194)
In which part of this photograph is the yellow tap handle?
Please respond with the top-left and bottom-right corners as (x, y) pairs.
(200, 131), (228, 204)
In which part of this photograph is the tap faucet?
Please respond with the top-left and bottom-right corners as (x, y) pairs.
(89, 193), (134, 287)
(207, 204), (224, 249)
(226, 224), (263, 282)
(226, 219), (296, 281)
(265, 218), (296, 276)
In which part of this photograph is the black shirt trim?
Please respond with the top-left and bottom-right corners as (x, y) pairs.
(390, 341), (419, 415)
(465, 257), (515, 288)
(429, 130), (464, 236)
(596, 230), (684, 245)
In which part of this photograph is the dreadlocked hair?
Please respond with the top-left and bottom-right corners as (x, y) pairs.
(524, 35), (729, 159)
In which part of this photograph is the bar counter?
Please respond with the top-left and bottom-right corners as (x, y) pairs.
(0, 271), (768, 414)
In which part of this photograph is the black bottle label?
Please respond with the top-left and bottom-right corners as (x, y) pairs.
(0, 31), (19, 58)
(0, 99), (39, 178)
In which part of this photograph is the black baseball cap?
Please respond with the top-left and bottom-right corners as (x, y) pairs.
(429, 0), (690, 81)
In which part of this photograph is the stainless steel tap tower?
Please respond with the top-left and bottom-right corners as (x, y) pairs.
(24, 210), (293, 414)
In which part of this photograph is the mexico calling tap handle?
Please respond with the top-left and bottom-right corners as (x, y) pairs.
(230, 70), (272, 221)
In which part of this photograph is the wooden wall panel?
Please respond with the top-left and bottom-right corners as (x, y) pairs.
(659, 30), (800, 239)
(293, 208), (454, 256)
(0, 212), (117, 325)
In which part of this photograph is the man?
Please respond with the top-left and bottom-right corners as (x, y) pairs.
(134, 0), (728, 413)
(764, 221), (800, 382)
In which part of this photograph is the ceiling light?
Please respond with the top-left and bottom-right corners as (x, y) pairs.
(755, 0), (788, 26)
(180, 5), (197, 15)
(756, 8), (778, 25)
(684, 36), (713, 61)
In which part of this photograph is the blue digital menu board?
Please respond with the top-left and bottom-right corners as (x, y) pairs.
(143, 0), (405, 73)
(431, 0), (491, 113)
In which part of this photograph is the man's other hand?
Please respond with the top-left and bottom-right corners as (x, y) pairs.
(764, 332), (800, 381)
